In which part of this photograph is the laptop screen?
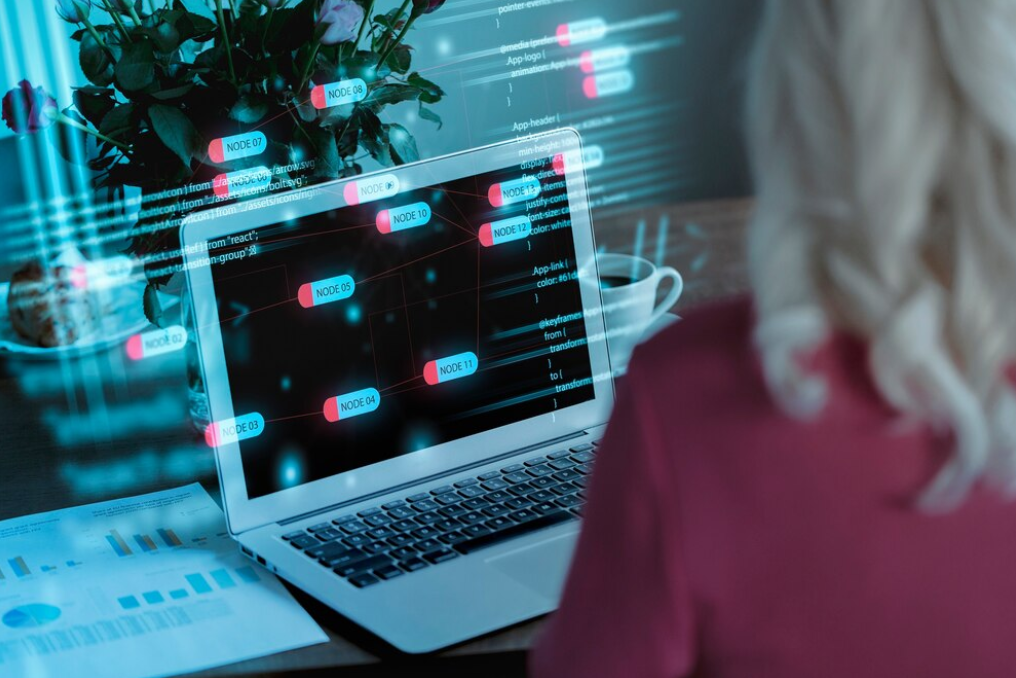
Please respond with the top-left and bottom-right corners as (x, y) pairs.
(204, 153), (596, 499)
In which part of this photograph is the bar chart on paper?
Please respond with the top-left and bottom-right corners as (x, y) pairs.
(0, 483), (325, 678)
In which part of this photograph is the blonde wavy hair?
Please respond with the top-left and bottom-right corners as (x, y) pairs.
(746, 0), (1016, 511)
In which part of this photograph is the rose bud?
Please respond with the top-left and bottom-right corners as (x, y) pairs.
(412, 0), (446, 15)
(55, 0), (91, 23)
(2, 81), (58, 135)
(317, 0), (365, 45)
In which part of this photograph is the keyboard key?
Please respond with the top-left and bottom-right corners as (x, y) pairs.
(332, 515), (358, 525)
(526, 464), (554, 478)
(314, 528), (343, 542)
(532, 501), (559, 515)
(407, 493), (431, 503)
(336, 554), (393, 578)
(307, 522), (332, 533)
(357, 507), (383, 518)
(482, 504), (511, 518)
(387, 533), (414, 547)
(375, 565), (404, 580)
(390, 519), (418, 532)
(349, 573), (380, 588)
(415, 538), (443, 552)
(364, 514), (393, 527)
(434, 494), (460, 506)
(555, 494), (583, 509)
(457, 486), (486, 499)
(366, 526), (394, 540)
(509, 508), (539, 523)
(340, 520), (368, 534)
(550, 482), (578, 496)
(485, 516), (514, 531)
(591, 439), (601, 447)
(454, 478), (479, 488)
(547, 450), (572, 460)
(505, 497), (532, 509)
(478, 470), (501, 481)
(570, 443), (595, 453)
(411, 499), (441, 512)
(390, 546), (417, 560)
(342, 534), (371, 548)
(500, 463), (524, 474)
(462, 524), (492, 538)
(430, 485), (455, 495)
(438, 504), (467, 517)
(322, 547), (368, 568)
(382, 500), (407, 510)
(400, 557), (428, 572)
(549, 458), (577, 471)
(456, 512), (573, 555)
(507, 482), (535, 496)
(416, 511), (443, 525)
(362, 541), (391, 555)
(571, 451), (595, 464)
(461, 497), (487, 510)
(388, 506), (416, 520)
(528, 489), (556, 502)
(485, 490), (512, 503)
(282, 531), (305, 541)
(412, 526), (439, 539)
(439, 531), (468, 545)
(524, 456), (548, 466)
(288, 535), (320, 550)
(576, 463), (595, 476)
(459, 511), (486, 525)
(530, 476), (555, 489)
(434, 519), (462, 532)
(553, 469), (581, 483)
(422, 548), (458, 564)
(481, 479), (509, 492)
(504, 471), (531, 484)
(307, 541), (357, 561)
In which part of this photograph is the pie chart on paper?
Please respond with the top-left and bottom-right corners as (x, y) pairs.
(2, 603), (62, 629)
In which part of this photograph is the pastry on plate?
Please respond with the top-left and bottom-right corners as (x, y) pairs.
(7, 259), (99, 348)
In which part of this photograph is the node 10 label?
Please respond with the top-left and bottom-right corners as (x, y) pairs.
(376, 202), (432, 234)
(324, 388), (381, 423)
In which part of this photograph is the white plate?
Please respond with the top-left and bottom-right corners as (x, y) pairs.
(0, 281), (176, 360)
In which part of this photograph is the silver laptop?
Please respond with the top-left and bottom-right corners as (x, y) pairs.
(180, 129), (613, 653)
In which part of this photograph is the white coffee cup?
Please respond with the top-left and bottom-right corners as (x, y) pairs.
(595, 253), (683, 368)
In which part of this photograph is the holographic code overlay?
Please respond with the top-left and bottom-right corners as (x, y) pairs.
(206, 156), (594, 498)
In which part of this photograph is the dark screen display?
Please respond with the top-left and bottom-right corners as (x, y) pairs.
(207, 155), (595, 498)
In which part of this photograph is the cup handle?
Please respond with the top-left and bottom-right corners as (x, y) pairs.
(650, 267), (684, 324)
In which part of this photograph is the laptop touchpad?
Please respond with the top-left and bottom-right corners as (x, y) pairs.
(485, 532), (577, 601)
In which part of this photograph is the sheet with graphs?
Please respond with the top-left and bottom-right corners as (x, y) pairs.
(0, 483), (326, 678)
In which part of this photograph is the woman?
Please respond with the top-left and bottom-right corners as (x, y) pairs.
(531, 2), (1016, 676)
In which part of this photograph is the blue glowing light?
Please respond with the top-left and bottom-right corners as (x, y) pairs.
(278, 449), (305, 489)
(346, 303), (362, 324)
(425, 268), (437, 284)
(280, 376), (291, 392)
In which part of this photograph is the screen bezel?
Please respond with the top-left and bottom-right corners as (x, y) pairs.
(181, 129), (613, 535)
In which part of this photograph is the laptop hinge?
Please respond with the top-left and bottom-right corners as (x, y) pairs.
(278, 429), (591, 526)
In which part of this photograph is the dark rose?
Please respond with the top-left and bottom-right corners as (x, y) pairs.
(2, 81), (58, 135)
(317, 0), (365, 45)
(412, 0), (446, 15)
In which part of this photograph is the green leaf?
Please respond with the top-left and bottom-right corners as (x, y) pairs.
(365, 84), (420, 109)
(305, 125), (340, 178)
(387, 123), (418, 165)
(418, 104), (442, 129)
(149, 104), (202, 167)
(177, 0), (216, 23)
(100, 103), (136, 139)
(407, 72), (444, 104)
(115, 40), (156, 92)
(229, 96), (270, 124)
(79, 32), (113, 87)
(72, 88), (115, 127)
(151, 83), (195, 101)
(51, 109), (99, 166)
(385, 45), (412, 75)
(143, 283), (165, 328)
(147, 19), (182, 53)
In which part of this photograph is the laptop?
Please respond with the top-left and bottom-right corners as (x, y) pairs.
(180, 129), (613, 653)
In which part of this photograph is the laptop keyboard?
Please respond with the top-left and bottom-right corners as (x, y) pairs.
(281, 441), (599, 588)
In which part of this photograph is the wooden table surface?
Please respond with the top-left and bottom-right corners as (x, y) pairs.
(0, 198), (752, 677)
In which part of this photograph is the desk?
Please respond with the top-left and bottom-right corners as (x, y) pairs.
(0, 198), (751, 676)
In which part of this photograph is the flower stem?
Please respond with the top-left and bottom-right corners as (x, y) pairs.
(376, 13), (418, 69)
(100, 0), (132, 41)
(80, 16), (115, 60)
(297, 42), (322, 93)
(260, 6), (275, 54)
(355, 0), (376, 47)
(125, 3), (144, 26)
(214, 0), (237, 86)
(55, 112), (130, 151)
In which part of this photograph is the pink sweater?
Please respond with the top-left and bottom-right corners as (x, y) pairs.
(530, 297), (1016, 678)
